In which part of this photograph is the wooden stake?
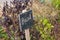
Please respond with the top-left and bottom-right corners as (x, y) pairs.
(25, 29), (30, 40)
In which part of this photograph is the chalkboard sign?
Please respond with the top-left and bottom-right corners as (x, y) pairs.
(19, 10), (33, 31)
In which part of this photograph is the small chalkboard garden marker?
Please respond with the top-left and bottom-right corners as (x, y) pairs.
(19, 10), (33, 40)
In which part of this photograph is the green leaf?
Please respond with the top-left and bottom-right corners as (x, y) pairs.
(0, 29), (4, 32)
(43, 19), (48, 25)
(46, 23), (52, 28)
(41, 33), (45, 38)
(44, 27), (48, 31)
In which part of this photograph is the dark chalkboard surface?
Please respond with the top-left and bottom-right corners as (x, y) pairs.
(19, 10), (33, 31)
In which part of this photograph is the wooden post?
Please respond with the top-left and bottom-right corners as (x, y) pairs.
(25, 29), (30, 40)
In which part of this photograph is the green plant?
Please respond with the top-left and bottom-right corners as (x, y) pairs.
(0, 26), (9, 40)
(51, 0), (60, 9)
(0, 26), (15, 40)
(33, 15), (55, 40)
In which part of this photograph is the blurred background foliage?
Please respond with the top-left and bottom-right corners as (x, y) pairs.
(0, 26), (8, 40)
(0, 0), (60, 40)
(51, 0), (60, 10)
(30, 15), (55, 40)
(0, 25), (15, 40)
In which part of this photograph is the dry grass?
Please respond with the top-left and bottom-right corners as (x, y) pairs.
(32, 0), (58, 19)
(0, 5), (3, 18)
